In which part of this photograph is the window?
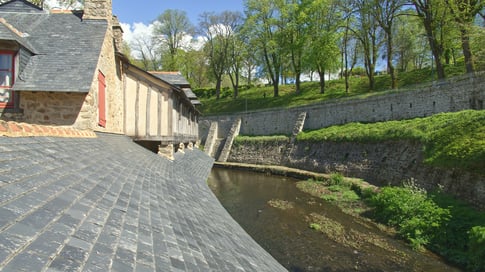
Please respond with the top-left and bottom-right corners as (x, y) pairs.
(98, 71), (106, 127)
(0, 51), (15, 109)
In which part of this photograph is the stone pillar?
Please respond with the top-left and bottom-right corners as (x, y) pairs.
(177, 142), (185, 154)
(158, 144), (174, 160)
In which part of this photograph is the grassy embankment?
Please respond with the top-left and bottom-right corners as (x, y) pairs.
(195, 66), (465, 115)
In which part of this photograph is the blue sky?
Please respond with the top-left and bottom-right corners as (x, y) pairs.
(113, 0), (245, 26)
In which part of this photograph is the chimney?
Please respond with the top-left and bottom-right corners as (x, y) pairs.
(83, 0), (112, 20)
(112, 15), (124, 53)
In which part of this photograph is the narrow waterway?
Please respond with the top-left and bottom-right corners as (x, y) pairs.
(207, 167), (461, 272)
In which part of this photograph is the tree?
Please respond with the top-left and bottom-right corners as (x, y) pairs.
(227, 33), (245, 98)
(199, 11), (243, 99)
(411, 0), (449, 79)
(306, 0), (341, 94)
(371, 0), (407, 89)
(348, 0), (382, 90)
(129, 23), (162, 71)
(179, 49), (211, 88)
(394, 15), (428, 71)
(245, 0), (285, 97)
(153, 9), (193, 71)
(446, 0), (485, 73)
(280, 0), (310, 94)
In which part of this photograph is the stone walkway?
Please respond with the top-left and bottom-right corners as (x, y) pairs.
(0, 133), (286, 271)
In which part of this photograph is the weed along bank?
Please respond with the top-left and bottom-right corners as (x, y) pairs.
(0, 1), (286, 271)
(200, 73), (485, 210)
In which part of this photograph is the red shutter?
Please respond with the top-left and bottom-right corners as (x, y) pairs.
(98, 71), (106, 127)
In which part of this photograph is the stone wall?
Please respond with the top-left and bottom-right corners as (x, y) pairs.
(18, 91), (92, 128)
(227, 140), (485, 209)
(90, 16), (124, 134)
(201, 73), (485, 138)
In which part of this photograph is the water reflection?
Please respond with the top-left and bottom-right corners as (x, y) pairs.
(208, 167), (461, 272)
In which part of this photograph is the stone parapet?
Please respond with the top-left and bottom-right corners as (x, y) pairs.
(0, 120), (96, 138)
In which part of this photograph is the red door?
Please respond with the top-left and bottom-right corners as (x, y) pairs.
(98, 71), (106, 127)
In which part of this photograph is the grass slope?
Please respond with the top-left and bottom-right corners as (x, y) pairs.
(296, 110), (485, 173)
(196, 66), (465, 115)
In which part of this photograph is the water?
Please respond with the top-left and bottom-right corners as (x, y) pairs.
(207, 167), (461, 272)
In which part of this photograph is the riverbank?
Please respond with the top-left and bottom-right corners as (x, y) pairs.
(208, 167), (463, 272)
(214, 161), (378, 191)
(212, 162), (485, 271)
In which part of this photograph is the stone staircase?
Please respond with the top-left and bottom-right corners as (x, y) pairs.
(283, 112), (307, 162)
(217, 118), (241, 162)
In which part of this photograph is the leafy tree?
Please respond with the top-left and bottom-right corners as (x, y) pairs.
(446, 0), (485, 73)
(306, 0), (341, 94)
(348, 0), (382, 90)
(179, 49), (211, 88)
(411, 0), (450, 79)
(279, 0), (310, 94)
(129, 25), (162, 71)
(227, 33), (245, 98)
(153, 9), (194, 71)
(371, 0), (407, 89)
(245, 0), (285, 97)
(394, 15), (429, 71)
(199, 11), (243, 99)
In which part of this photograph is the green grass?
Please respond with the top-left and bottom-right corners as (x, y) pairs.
(297, 110), (485, 173)
(196, 66), (466, 115)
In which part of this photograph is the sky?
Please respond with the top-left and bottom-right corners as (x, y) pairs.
(111, 0), (245, 57)
(112, 0), (245, 26)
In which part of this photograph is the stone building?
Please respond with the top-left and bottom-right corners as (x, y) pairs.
(0, 0), (199, 157)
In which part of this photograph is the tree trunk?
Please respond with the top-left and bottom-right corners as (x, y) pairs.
(460, 27), (475, 73)
(295, 72), (301, 95)
(318, 70), (326, 94)
(273, 77), (279, 97)
(386, 32), (397, 89)
(423, 19), (446, 79)
(215, 79), (221, 99)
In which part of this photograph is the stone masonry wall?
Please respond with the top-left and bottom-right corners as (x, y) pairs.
(90, 16), (124, 134)
(227, 140), (485, 209)
(19, 92), (93, 128)
(201, 73), (485, 137)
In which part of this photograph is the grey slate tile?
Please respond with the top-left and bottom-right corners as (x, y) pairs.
(0, 133), (286, 271)
(1, 252), (49, 272)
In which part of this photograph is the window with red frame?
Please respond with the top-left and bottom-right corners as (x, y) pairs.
(0, 51), (15, 109)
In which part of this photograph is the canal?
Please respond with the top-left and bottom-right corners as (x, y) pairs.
(207, 167), (461, 272)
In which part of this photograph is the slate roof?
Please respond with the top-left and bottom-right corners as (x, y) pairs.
(0, 0), (107, 92)
(150, 72), (190, 87)
(0, 133), (286, 271)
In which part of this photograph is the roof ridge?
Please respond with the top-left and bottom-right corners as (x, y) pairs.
(0, 120), (96, 138)
(0, 17), (28, 37)
(149, 71), (181, 75)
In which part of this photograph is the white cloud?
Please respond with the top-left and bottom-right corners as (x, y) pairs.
(45, 0), (82, 9)
(120, 21), (206, 58)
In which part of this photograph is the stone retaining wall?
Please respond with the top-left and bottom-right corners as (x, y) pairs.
(201, 73), (485, 138)
(227, 140), (485, 209)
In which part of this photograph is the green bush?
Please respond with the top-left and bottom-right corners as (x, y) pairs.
(369, 185), (450, 250)
(468, 226), (485, 271)
(328, 172), (345, 186)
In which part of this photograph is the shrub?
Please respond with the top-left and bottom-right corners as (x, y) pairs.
(369, 185), (450, 250)
(468, 226), (485, 271)
(328, 172), (346, 186)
